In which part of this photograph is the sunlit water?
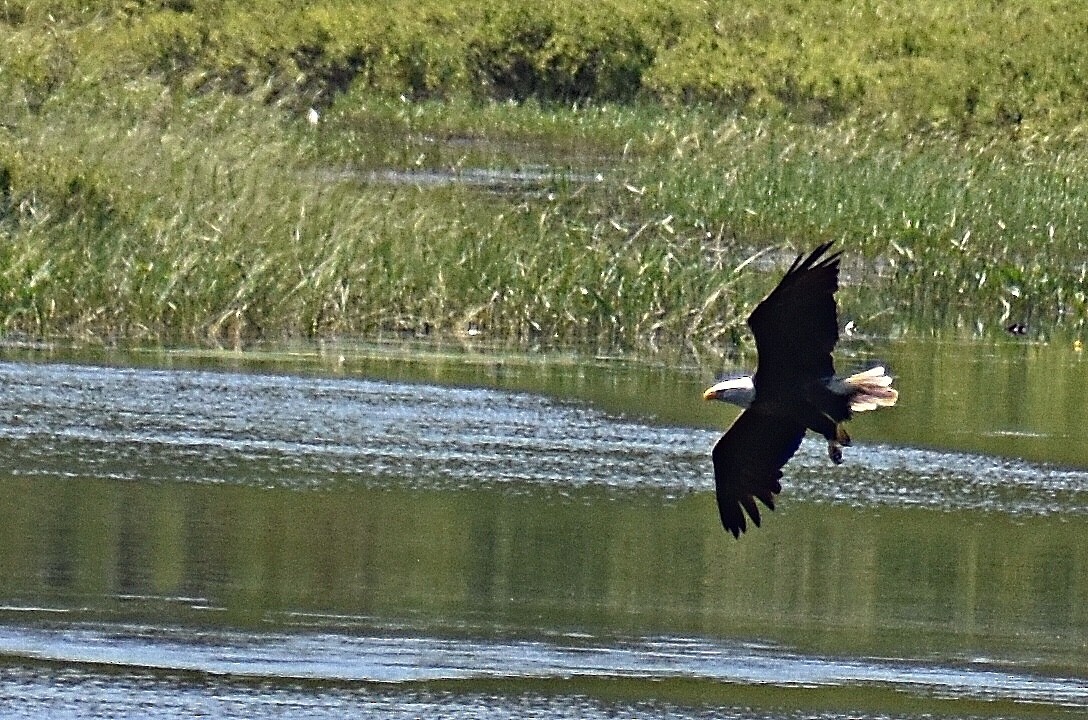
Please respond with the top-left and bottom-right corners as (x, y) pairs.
(0, 339), (1085, 718)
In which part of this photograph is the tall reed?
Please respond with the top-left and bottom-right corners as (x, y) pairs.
(3, 84), (1086, 352)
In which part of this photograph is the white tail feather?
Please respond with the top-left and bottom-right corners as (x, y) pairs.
(845, 366), (899, 412)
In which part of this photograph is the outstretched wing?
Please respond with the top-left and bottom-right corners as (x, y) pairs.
(712, 408), (806, 538)
(748, 241), (842, 389)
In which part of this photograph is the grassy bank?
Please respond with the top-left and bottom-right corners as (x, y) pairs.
(2, 2), (1087, 352)
(6, 1), (1088, 129)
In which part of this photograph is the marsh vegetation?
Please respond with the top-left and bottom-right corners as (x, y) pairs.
(2, 1), (1087, 351)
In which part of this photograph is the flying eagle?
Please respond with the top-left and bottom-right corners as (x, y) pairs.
(702, 242), (898, 538)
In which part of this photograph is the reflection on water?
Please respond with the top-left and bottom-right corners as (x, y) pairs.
(2, 474), (1085, 665)
(3, 624), (1084, 704)
(874, 337), (1088, 468)
(0, 337), (1086, 718)
(361, 166), (603, 195)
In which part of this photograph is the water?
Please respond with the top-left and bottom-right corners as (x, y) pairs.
(0, 338), (1085, 718)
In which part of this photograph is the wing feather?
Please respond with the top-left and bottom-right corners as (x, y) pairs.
(712, 408), (806, 538)
(748, 241), (842, 388)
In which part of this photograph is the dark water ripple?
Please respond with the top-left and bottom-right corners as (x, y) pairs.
(0, 662), (941, 720)
(0, 360), (1084, 515)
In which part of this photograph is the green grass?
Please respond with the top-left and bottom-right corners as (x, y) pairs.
(2, 2), (1087, 352)
(0, 90), (746, 349)
(7, 0), (1088, 129)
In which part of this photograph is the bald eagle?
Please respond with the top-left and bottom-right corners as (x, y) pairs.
(702, 242), (898, 538)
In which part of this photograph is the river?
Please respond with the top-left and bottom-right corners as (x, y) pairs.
(0, 337), (1085, 718)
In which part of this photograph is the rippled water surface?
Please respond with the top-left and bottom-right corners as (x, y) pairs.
(0, 339), (1085, 718)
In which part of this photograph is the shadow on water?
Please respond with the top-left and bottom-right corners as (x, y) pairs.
(0, 337), (1085, 718)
